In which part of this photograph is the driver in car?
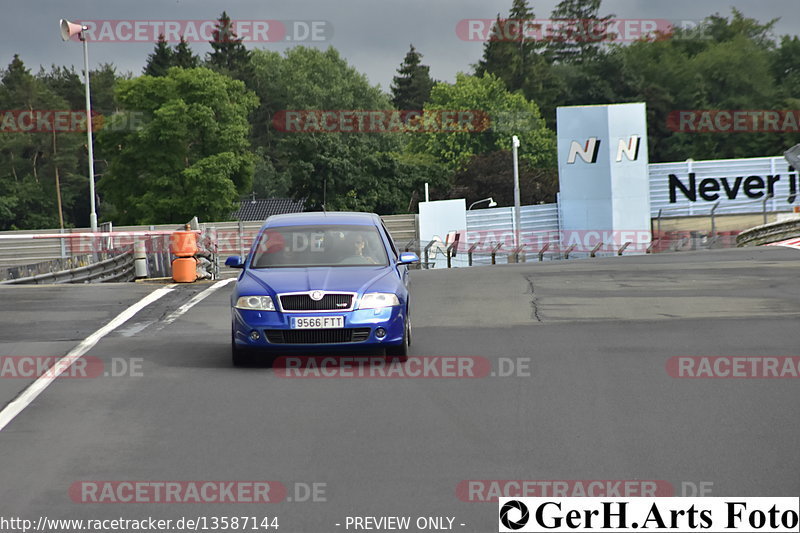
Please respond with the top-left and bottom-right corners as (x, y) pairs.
(342, 232), (379, 264)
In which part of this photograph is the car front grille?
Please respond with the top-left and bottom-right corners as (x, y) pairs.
(265, 328), (371, 344)
(279, 293), (354, 311)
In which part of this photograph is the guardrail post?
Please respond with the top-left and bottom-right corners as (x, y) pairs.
(423, 239), (436, 269)
(467, 242), (479, 266)
(563, 244), (576, 259)
(510, 244), (525, 263)
(490, 243), (502, 265)
(646, 239), (658, 254)
(238, 220), (245, 259)
(446, 242), (456, 268)
(617, 241), (631, 256)
(762, 193), (773, 224)
(133, 239), (148, 278)
(590, 242), (603, 258)
(59, 228), (67, 259)
(657, 208), (663, 241)
(710, 200), (720, 236)
(538, 242), (549, 262)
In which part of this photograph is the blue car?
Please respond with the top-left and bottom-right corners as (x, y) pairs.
(225, 212), (420, 366)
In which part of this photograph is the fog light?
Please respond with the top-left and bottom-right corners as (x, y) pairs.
(249, 330), (261, 341)
(375, 327), (387, 339)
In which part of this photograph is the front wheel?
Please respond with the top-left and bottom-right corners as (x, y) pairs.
(385, 317), (410, 362)
(232, 339), (252, 367)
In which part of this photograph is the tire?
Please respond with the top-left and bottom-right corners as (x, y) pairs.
(385, 317), (410, 362)
(232, 339), (252, 367)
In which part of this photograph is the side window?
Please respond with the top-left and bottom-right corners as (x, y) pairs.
(380, 222), (399, 259)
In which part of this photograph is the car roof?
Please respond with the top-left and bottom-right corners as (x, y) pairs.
(261, 211), (382, 229)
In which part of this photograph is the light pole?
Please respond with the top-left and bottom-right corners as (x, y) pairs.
(512, 135), (521, 247)
(468, 197), (497, 210)
(60, 19), (97, 232)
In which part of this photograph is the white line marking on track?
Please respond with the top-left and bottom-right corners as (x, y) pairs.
(0, 284), (176, 433)
(162, 277), (235, 325)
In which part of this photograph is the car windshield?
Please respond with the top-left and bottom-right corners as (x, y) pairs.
(250, 224), (389, 268)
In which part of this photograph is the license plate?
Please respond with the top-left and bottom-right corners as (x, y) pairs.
(291, 316), (345, 329)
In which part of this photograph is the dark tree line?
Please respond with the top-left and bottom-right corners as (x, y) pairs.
(1, 3), (798, 229)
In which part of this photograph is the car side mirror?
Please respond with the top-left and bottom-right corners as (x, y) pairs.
(225, 255), (245, 269)
(398, 252), (420, 265)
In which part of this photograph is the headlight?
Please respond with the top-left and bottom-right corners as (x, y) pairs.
(358, 292), (400, 309)
(235, 295), (276, 311)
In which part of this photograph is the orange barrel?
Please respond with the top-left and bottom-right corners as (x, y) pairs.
(172, 257), (197, 283)
(170, 231), (198, 257)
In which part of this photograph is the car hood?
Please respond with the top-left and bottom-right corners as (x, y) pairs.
(237, 266), (399, 296)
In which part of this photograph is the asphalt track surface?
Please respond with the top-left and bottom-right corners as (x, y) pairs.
(0, 247), (798, 532)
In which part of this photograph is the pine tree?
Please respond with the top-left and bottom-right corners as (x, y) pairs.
(174, 36), (200, 68)
(390, 45), (435, 110)
(143, 35), (174, 77)
(546, 0), (614, 64)
(206, 12), (252, 80)
(475, 0), (545, 92)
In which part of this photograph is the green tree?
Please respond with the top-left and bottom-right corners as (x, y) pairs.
(39, 65), (83, 110)
(0, 55), (85, 229)
(408, 73), (556, 172)
(248, 46), (446, 213)
(474, 0), (564, 126)
(143, 35), (174, 77)
(390, 45), (435, 110)
(97, 67), (258, 223)
(451, 151), (558, 206)
(174, 36), (200, 69)
(206, 12), (252, 81)
(546, 0), (615, 64)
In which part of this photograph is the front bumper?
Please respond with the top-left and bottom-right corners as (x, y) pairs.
(232, 305), (406, 350)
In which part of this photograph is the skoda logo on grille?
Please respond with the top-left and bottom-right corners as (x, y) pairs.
(310, 291), (324, 301)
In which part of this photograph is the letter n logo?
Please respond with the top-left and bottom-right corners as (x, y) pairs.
(567, 138), (600, 164)
(615, 135), (640, 162)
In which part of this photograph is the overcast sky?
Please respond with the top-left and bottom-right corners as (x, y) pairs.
(3, 0), (798, 91)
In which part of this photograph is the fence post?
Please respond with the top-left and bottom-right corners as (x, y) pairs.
(762, 193), (773, 224)
(468, 242), (479, 266)
(446, 242), (456, 268)
(59, 228), (66, 259)
(538, 242), (549, 262)
(238, 220), (245, 259)
(423, 240), (436, 269)
(710, 201), (720, 236)
(490, 243), (502, 265)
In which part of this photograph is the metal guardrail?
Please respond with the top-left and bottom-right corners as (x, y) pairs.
(408, 236), (650, 268)
(0, 249), (135, 285)
(736, 218), (800, 247)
